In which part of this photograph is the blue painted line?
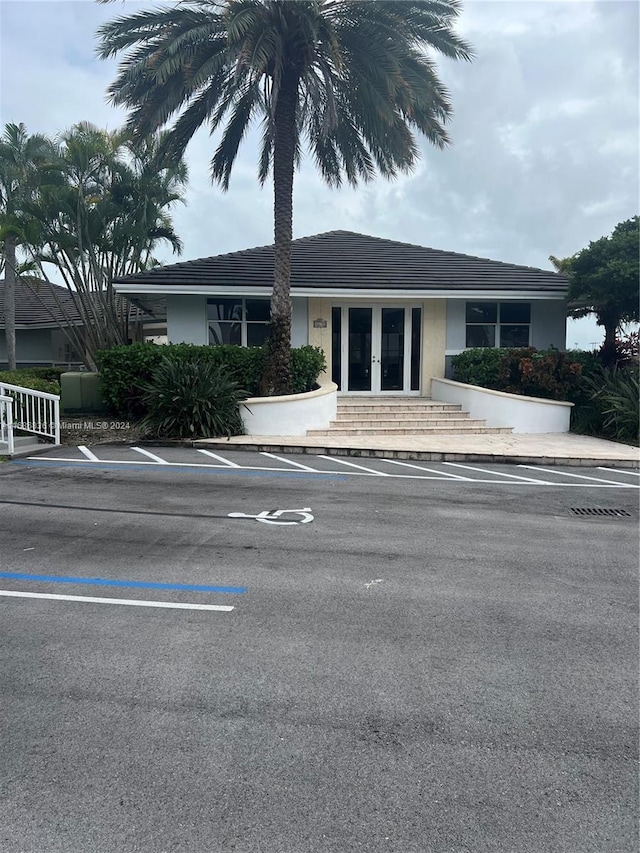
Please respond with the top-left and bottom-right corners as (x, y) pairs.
(12, 459), (347, 481)
(0, 571), (246, 595)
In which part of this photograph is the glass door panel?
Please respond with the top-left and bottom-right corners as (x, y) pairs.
(380, 308), (405, 391)
(348, 307), (372, 391)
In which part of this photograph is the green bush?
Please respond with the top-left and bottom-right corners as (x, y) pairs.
(95, 342), (327, 418)
(575, 365), (639, 445)
(451, 348), (504, 387)
(290, 346), (327, 393)
(496, 348), (582, 401)
(140, 356), (247, 438)
(0, 370), (60, 395)
(451, 347), (582, 401)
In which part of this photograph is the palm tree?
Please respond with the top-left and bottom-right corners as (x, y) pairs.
(23, 123), (187, 368)
(0, 123), (56, 370)
(97, 0), (472, 394)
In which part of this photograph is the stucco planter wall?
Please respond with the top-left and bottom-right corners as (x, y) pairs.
(431, 377), (573, 434)
(239, 381), (337, 436)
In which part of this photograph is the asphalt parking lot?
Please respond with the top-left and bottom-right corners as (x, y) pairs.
(0, 450), (638, 853)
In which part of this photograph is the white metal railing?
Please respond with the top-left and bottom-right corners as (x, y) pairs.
(0, 382), (61, 448)
(0, 395), (15, 455)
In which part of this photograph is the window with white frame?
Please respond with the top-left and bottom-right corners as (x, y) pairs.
(465, 302), (531, 348)
(207, 298), (270, 346)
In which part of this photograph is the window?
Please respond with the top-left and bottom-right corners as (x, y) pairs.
(207, 298), (270, 347)
(465, 302), (530, 348)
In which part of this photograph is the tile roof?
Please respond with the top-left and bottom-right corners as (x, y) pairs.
(0, 278), (83, 328)
(113, 230), (568, 295)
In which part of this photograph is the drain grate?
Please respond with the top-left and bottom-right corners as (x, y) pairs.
(570, 507), (633, 518)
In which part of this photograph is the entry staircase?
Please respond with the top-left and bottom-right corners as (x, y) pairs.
(306, 396), (513, 437)
(0, 382), (61, 457)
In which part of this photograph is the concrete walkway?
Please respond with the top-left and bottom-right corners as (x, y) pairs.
(197, 431), (640, 468)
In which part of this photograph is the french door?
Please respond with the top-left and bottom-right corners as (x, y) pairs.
(332, 305), (421, 394)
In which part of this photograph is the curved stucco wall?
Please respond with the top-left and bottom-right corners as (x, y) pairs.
(431, 377), (573, 434)
(239, 381), (337, 436)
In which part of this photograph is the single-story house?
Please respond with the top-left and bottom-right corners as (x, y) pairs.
(0, 278), (85, 369)
(112, 230), (568, 396)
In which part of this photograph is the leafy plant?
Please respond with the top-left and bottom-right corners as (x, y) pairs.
(139, 356), (247, 439)
(451, 348), (504, 387)
(95, 342), (326, 417)
(0, 369), (59, 395)
(581, 366), (639, 445)
(451, 347), (582, 401)
(496, 348), (582, 401)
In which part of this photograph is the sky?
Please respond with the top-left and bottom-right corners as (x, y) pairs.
(1, 0), (638, 349)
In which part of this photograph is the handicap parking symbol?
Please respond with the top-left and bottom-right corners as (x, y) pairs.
(228, 508), (314, 525)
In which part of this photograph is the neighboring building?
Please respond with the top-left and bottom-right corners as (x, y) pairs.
(0, 277), (164, 370)
(112, 230), (568, 396)
(0, 278), (85, 369)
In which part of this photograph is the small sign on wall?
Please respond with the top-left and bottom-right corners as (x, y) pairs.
(313, 318), (327, 328)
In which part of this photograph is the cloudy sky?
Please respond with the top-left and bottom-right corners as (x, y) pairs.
(1, 0), (638, 348)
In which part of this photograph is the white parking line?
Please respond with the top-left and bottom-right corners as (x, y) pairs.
(260, 452), (317, 472)
(519, 465), (635, 486)
(597, 467), (640, 477)
(131, 447), (169, 464)
(443, 461), (554, 484)
(0, 589), (234, 611)
(197, 449), (240, 467)
(318, 455), (391, 475)
(23, 454), (636, 487)
(381, 458), (471, 479)
(78, 444), (100, 462)
(78, 445), (99, 462)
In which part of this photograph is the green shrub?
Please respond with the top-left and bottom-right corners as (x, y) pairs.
(578, 365), (639, 445)
(0, 370), (60, 395)
(140, 357), (247, 439)
(451, 348), (505, 387)
(290, 346), (327, 394)
(451, 347), (582, 401)
(95, 342), (327, 417)
(95, 343), (166, 417)
(19, 366), (67, 382)
(496, 348), (582, 401)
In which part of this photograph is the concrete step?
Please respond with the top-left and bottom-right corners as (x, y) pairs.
(307, 425), (513, 436)
(329, 418), (485, 430)
(334, 412), (472, 423)
(313, 396), (514, 438)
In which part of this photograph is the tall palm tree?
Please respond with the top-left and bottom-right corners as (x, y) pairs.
(0, 123), (56, 369)
(97, 0), (472, 394)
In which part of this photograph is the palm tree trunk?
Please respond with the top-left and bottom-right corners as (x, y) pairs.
(260, 71), (298, 396)
(4, 235), (17, 371)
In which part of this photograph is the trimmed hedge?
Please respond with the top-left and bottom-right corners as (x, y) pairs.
(451, 348), (582, 401)
(451, 346), (638, 444)
(95, 343), (326, 418)
(0, 369), (60, 395)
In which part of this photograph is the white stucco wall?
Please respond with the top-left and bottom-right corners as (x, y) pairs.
(239, 381), (337, 435)
(167, 295), (207, 344)
(530, 301), (567, 350)
(432, 377), (573, 433)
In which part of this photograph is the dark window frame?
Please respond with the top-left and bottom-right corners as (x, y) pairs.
(207, 298), (270, 347)
(465, 302), (531, 349)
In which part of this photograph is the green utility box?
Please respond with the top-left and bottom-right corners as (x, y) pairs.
(60, 372), (107, 414)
